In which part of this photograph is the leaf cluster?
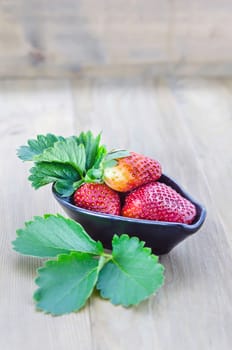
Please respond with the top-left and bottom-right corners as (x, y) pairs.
(17, 132), (107, 196)
(13, 215), (164, 315)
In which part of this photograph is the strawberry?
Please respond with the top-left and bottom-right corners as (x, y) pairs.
(103, 152), (162, 192)
(73, 183), (121, 215)
(121, 182), (196, 224)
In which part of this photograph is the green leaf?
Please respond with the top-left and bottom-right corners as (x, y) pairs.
(73, 179), (85, 190)
(104, 150), (130, 163)
(78, 131), (103, 170)
(35, 138), (86, 176)
(97, 234), (164, 306)
(53, 180), (76, 197)
(34, 252), (100, 315)
(85, 168), (103, 182)
(13, 214), (103, 258)
(29, 162), (80, 195)
(17, 134), (64, 161)
(93, 145), (107, 168)
(18, 132), (107, 194)
(103, 159), (117, 168)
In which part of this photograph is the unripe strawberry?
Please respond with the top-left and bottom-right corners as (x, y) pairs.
(104, 152), (162, 192)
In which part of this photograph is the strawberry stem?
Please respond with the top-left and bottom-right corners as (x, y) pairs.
(97, 253), (113, 272)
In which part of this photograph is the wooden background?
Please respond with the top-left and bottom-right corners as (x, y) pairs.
(0, 0), (232, 77)
(0, 1), (232, 348)
(0, 77), (232, 349)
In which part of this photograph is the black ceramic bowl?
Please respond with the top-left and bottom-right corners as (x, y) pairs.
(52, 174), (206, 255)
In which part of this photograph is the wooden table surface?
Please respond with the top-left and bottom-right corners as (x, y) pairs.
(1, 77), (232, 350)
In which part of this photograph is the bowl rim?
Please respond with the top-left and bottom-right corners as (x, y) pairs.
(52, 174), (206, 230)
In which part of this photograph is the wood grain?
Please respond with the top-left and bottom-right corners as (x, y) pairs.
(0, 0), (232, 77)
(169, 78), (232, 237)
(0, 80), (93, 350)
(0, 78), (232, 350)
(71, 77), (232, 349)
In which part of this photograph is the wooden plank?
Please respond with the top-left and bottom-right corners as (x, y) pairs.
(1, 77), (232, 350)
(172, 1), (232, 67)
(152, 79), (232, 349)
(168, 78), (232, 236)
(71, 77), (232, 350)
(0, 80), (93, 350)
(0, 0), (170, 77)
(0, 1), (232, 77)
(71, 78), (164, 350)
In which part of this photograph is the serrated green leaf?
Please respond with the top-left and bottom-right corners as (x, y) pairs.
(78, 131), (103, 170)
(93, 145), (107, 168)
(29, 162), (80, 195)
(17, 134), (64, 161)
(35, 138), (86, 176)
(13, 214), (103, 257)
(18, 132), (107, 194)
(97, 234), (164, 306)
(34, 252), (100, 315)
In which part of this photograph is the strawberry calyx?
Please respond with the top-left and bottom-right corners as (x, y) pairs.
(18, 131), (131, 197)
(73, 150), (130, 190)
(103, 149), (131, 168)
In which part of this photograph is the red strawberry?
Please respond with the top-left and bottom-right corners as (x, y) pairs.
(103, 152), (162, 192)
(73, 183), (121, 215)
(122, 182), (196, 224)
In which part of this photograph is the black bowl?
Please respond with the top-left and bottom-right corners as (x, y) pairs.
(52, 174), (206, 255)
